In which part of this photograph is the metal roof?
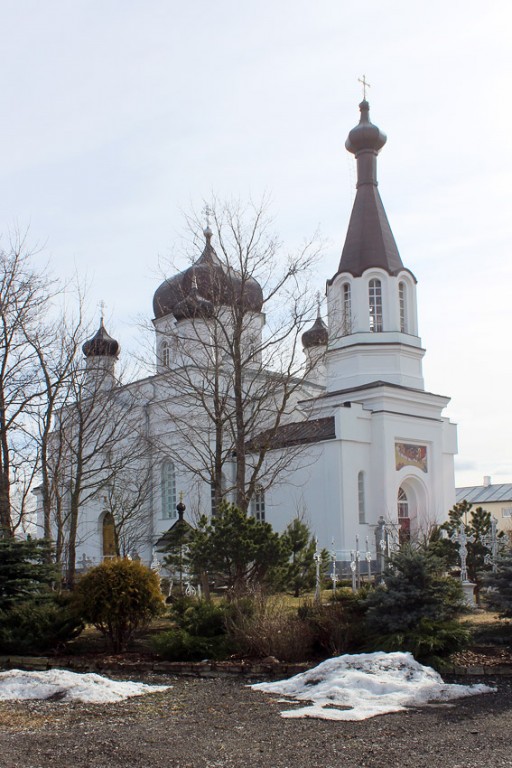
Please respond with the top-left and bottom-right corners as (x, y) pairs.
(247, 416), (336, 452)
(455, 484), (512, 504)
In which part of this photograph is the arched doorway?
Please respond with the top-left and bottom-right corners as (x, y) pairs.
(397, 477), (428, 543)
(102, 512), (117, 559)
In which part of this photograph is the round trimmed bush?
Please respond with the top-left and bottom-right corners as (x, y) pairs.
(74, 558), (164, 652)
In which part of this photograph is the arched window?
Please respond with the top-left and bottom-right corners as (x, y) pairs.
(162, 341), (171, 368)
(251, 487), (266, 523)
(341, 283), (351, 335)
(102, 512), (116, 559)
(358, 471), (365, 524)
(399, 282), (407, 333)
(368, 279), (383, 332)
(397, 487), (410, 543)
(161, 460), (177, 519)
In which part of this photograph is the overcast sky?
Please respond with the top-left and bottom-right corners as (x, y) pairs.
(1, 1), (511, 488)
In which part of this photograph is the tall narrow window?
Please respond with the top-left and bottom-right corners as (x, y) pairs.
(341, 282), (351, 335)
(161, 461), (177, 519)
(368, 279), (383, 332)
(399, 282), (407, 333)
(251, 487), (266, 522)
(358, 471), (365, 524)
(397, 487), (410, 544)
(162, 341), (171, 368)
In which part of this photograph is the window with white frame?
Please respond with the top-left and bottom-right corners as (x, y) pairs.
(399, 282), (407, 333)
(369, 279), (383, 332)
(342, 282), (351, 335)
(251, 487), (266, 522)
(502, 507), (512, 518)
(162, 341), (171, 368)
(358, 471), (365, 523)
(397, 487), (409, 519)
(161, 460), (177, 519)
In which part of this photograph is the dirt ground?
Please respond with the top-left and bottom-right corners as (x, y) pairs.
(0, 672), (511, 768)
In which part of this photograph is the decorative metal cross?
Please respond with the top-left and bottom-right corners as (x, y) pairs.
(365, 536), (372, 580)
(350, 535), (362, 591)
(314, 537), (322, 602)
(358, 75), (371, 100)
(450, 523), (475, 583)
(481, 517), (499, 572)
(330, 539), (338, 595)
(98, 299), (106, 322)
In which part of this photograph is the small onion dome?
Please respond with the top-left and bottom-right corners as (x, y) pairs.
(82, 320), (120, 358)
(302, 314), (328, 348)
(153, 228), (264, 320)
(345, 100), (387, 155)
(176, 498), (186, 520)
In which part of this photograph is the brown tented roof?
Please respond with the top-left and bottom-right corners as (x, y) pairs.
(247, 416), (336, 451)
(328, 100), (416, 284)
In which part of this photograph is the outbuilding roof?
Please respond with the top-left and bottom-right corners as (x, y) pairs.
(456, 483), (512, 505)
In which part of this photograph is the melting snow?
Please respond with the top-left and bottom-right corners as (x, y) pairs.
(0, 669), (170, 703)
(252, 651), (495, 721)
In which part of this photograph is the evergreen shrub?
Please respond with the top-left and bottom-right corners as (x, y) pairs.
(152, 598), (232, 661)
(74, 558), (164, 652)
(0, 537), (82, 654)
(0, 594), (83, 654)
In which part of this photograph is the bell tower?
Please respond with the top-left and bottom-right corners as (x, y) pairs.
(326, 99), (424, 393)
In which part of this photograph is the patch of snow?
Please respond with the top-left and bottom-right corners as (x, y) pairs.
(0, 669), (170, 703)
(251, 651), (495, 721)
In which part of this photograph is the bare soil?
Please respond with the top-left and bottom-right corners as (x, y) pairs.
(0, 672), (511, 768)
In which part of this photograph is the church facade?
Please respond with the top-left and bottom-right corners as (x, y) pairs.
(36, 100), (457, 569)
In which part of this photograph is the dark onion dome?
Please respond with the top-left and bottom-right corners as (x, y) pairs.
(345, 99), (387, 154)
(172, 273), (215, 321)
(328, 100), (415, 284)
(302, 313), (328, 348)
(153, 227), (264, 320)
(82, 319), (120, 358)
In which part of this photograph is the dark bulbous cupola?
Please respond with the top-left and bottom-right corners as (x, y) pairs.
(82, 320), (120, 358)
(328, 99), (410, 281)
(153, 227), (264, 321)
(172, 273), (215, 321)
(302, 313), (328, 348)
(345, 99), (387, 157)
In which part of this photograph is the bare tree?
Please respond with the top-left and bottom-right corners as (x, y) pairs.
(99, 460), (153, 558)
(49, 356), (148, 586)
(0, 233), (56, 536)
(152, 198), (324, 514)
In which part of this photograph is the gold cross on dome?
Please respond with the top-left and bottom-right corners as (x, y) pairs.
(98, 300), (106, 322)
(358, 75), (371, 100)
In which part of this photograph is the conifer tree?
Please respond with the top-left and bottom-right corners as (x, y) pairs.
(482, 551), (512, 618)
(363, 546), (469, 662)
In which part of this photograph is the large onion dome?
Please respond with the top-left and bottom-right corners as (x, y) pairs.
(302, 312), (328, 348)
(173, 273), (215, 321)
(153, 227), (264, 321)
(82, 319), (120, 358)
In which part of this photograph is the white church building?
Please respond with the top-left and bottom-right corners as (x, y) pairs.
(37, 99), (458, 568)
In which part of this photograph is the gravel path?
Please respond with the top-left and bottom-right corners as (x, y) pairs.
(0, 673), (510, 768)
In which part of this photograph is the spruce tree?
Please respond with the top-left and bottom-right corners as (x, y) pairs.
(363, 546), (469, 663)
(482, 551), (512, 618)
